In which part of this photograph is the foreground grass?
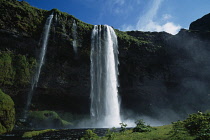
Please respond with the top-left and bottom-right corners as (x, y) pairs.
(82, 112), (209, 140)
(23, 111), (209, 139)
(81, 125), (195, 140)
(22, 129), (56, 138)
(104, 125), (195, 140)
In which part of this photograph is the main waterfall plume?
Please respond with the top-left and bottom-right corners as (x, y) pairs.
(90, 25), (121, 127)
(24, 13), (53, 118)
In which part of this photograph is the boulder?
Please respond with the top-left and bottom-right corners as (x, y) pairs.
(27, 110), (72, 128)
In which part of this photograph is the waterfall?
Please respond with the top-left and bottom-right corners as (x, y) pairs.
(72, 20), (77, 55)
(90, 25), (121, 127)
(24, 13), (53, 118)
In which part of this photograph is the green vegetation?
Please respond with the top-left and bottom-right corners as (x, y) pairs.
(0, 89), (15, 134)
(81, 125), (195, 140)
(102, 125), (175, 140)
(0, 51), (36, 87)
(133, 119), (154, 133)
(13, 54), (35, 86)
(81, 129), (99, 140)
(0, 51), (15, 86)
(115, 30), (152, 48)
(80, 125), (174, 140)
(119, 122), (127, 133)
(0, 0), (48, 37)
(115, 30), (163, 53)
(50, 7), (93, 41)
(22, 129), (56, 138)
(172, 111), (210, 140)
(81, 112), (210, 140)
(27, 110), (72, 128)
(57, 111), (90, 124)
(105, 128), (117, 140)
(0, 0), (93, 40)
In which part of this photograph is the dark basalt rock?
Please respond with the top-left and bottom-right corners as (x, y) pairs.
(189, 13), (210, 31)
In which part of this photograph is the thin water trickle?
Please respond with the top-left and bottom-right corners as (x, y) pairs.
(24, 13), (53, 118)
(90, 25), (121, 127)
(72, 20), (77, 55)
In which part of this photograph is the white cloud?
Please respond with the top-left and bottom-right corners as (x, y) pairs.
(136, 0), (163, 28)
(161, 22), (181, 35)
(140, 20), (181, 35)
(162, 14), (172, 20)
(121, 0), (181, 35)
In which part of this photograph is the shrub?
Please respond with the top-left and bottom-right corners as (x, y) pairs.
(171, 120), (186, 135)
(105, 128), (116, 140)
(171, 112), (210, 140)
(119, 122), (127, 132)
(81, 129), (99, 140)
(133, 119), (153, 133)
(184, 112), (210, 140)
(169, 120), (193, 140)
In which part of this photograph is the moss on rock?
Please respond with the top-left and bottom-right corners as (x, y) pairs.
(0, 89), (15, 134)
(22, 129), (56, 138)
(0, 51), (36, 88)
(0, 0), (48, 37)
(27, 110), (72, 128)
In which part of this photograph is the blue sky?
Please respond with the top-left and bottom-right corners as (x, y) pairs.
(23, 0), (210, 35)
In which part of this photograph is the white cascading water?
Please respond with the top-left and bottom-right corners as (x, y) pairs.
(24, 13), (53, 118)
(90, 25), (121, 127)
(72, 20), (77, 55)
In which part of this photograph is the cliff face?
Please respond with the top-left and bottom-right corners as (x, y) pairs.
(122, 29), (210, 118)
(190, 13), (210, 31)
(0, 0), (209, 120)
(0, 0), (93, 115)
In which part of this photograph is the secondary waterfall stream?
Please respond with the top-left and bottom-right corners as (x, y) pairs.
(24, 13), (53, 118)
(90, 25), (121, 127)
(72, 20), (77, 55)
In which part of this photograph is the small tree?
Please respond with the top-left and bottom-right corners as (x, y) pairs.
(171, 120), (186, 135)
(133, 119), (153, 133)
(183, 112), (210, 140)
(119, 122), (127, 132)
